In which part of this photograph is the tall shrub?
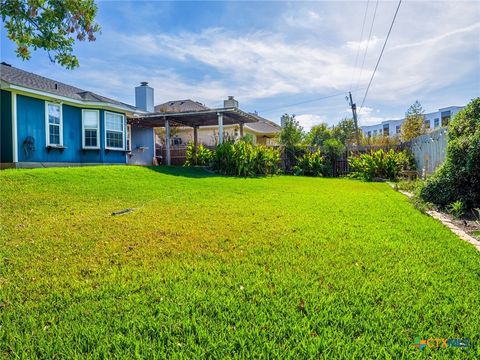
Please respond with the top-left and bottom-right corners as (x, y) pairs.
(349, 149), (415, 181)
(293, 150), (326, 176)
(212, 140), (280, 177)
(420, 98), (480, 209)
(185, 142), (213, 166)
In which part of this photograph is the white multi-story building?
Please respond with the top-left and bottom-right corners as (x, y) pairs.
(360, 106), (464, 138)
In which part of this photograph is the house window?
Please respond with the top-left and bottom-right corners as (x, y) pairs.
(82, 110), (99, 148)
(441, 111), (451, 126)
(425, 120), (430, 129)
(434, 118), (440, 128)
(383, 125), (389, 136)
(105, 112), (125, 150)
(46, 102), (62, 146)
(396, 125), (401, 134)
(367, 131), (371, 138)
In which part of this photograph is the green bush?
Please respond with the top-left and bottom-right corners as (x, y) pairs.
(349, 149), (415, 181)
(184, 143), (214, 167)
(419, 98), (480, 209)
(293, 149), (326, 176)
(212, 140), (280, 177)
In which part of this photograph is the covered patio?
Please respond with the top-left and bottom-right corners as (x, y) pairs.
(128, 108), (259, 165)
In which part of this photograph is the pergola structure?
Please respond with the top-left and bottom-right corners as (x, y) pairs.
(128, 108), (259, 165)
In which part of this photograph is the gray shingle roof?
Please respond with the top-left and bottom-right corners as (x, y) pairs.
(246, 114), (281, 134)
(154, 99), (210, 113)
(0, 63), (136, 111)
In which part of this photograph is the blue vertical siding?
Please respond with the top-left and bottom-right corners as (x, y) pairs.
(0, 90), (13, 163)
(15, 94), (127, 164)
(128, 126), (154, 165)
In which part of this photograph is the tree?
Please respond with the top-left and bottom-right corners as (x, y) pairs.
(278, 114), (304, 148)
(306, 123), (331, 146)
(278, 114), (304, 172)
(400, 101), (426, 142)
(332, 118), (357, 146)
(323, 138), (345, 176)
(420, 97), (480, 209)
(1, 0), (101, 69)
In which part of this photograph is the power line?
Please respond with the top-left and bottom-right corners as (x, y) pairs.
(360, 0), (403, 111)
(258, 91), (351, 114)
(356, 0), (379, 89)
(350, 0), (371, 88)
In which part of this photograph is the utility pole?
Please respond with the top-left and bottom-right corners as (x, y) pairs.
(347, 92), (361, 151)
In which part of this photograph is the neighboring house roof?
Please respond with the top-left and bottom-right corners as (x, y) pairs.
(153, 99), (280, 135)
(246, 114), (281, 135)
(155, 99), (209, 113)
(0, 63), (137, 112)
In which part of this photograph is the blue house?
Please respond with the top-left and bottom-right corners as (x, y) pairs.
(0, 62), (156, 168)
(1, 63), (263, 168)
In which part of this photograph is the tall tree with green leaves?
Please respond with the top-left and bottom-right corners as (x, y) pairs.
(1, 0), (101, 69)
(278, 114), (304, 172)
(332, 118), (357, 146)
(400, 101), (426, 142)
(306, 123), (331, 146)
(279, 114), (304, 148)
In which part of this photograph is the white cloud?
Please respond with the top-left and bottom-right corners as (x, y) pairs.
(283, 9), (322, 29)
(295, 114), (327, 131)
(355, 107), (392, 126)
(345, 36), (380, 51)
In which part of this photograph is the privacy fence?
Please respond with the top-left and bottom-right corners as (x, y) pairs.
(410, 127), (448, 177)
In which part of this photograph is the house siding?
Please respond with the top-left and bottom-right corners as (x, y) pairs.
(128, 126), (154, 165)
(15, 93), (127, 165)
(0, 90), (13, 163)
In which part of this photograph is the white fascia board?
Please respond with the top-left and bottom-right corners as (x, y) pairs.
(1, 82), (135, 114)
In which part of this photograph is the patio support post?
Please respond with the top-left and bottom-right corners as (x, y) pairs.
(239, 122), (244, 138)
(165, 118), (171, 166)
(193, 125), (199, 150)
(217, 112), (224, 144)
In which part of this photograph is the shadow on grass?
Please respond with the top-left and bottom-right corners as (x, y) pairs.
(146, 166), (278, 180)
(146, 166), (220, 179)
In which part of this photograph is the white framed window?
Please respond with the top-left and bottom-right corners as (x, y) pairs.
(105, 111), (125, 150)
(82, 109), (100, 149)
(126, 124), (132, 151)
(45, 102), (63, 146)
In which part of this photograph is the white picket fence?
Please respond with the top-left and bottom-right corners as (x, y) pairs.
(410, 128), (448, 178)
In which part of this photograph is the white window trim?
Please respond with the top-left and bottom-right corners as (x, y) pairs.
(81, 109), (100, 149)
(126, 124), (132, 151)
(45, 102), (63, 147)
(104, 111), (125, 150)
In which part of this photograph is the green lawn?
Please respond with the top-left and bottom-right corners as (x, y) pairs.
(1, 166), (479, 359)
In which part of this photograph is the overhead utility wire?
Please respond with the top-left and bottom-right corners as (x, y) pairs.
(356, 0), (379, 89)
(350, 0), (371, 88)
(258, 91), (351, 114)
(360, 0), (402, 110)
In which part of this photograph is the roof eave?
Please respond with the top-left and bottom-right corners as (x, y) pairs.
(1, 81), (137, 113)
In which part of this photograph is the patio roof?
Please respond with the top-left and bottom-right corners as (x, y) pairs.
(128, 107), (259, 128)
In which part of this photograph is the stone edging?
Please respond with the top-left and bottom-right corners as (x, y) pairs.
(389, 183), (480, 252)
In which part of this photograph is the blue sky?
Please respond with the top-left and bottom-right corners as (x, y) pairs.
(1, 1), (479, 129)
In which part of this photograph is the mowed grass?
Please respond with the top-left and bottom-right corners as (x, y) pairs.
(1, 166), (479, 359)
